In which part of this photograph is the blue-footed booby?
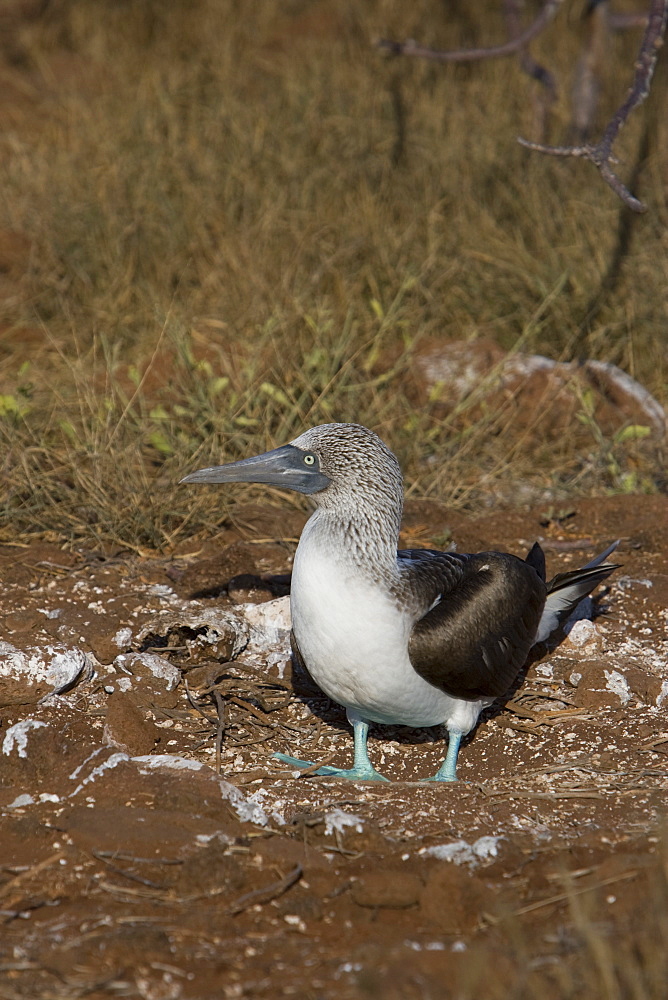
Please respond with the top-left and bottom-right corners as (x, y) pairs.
(181, 423), (620, 781)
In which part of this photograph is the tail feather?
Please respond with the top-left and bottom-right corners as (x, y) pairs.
(534, 540), (621, 643)
(525, 541), (547, 581)
(570, 539), (620, 572)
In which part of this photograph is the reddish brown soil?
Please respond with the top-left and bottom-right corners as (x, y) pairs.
(1, 495), (667, 999)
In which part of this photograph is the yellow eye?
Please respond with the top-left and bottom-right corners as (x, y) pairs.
(304, 453), (315, 466)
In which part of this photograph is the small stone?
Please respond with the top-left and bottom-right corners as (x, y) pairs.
(562, 620), (604, 654)
(103, 691), (160, 756)
(572, 663), (632, 709)
(420, 865), (493, 933)
(88, 634), (122, 666)
(113, 651), (181, 708)
(622, 666), (664, 705)
(351, 871), (423, 909)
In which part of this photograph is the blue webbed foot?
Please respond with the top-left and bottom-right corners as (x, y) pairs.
(421, 730), (463, 783)
(273, 712), (390, 781)
(272, 752), (389, 781)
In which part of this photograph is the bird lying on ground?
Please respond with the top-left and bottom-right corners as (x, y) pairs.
(181, 422), (620, 781)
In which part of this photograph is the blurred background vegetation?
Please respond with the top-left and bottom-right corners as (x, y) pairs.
(0, 0), (665, 548)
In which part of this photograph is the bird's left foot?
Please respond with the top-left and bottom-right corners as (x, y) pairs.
(272, 752), (390, 781)
(421, 732), (462, 782)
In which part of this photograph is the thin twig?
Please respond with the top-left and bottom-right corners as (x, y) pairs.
(504, 700), (591, 722)
(504, 0), (557, 104)
(492, 734), (668, 781)
(376, 0), (563, 63)
(98, 880), (163, 900)
(499, 720), (545, 735)
(92, 851), (182, 865)
(214, 689), (226, 775)
(184, 677), (217, 724)
(292, 754), (339, 778)
(227, 863), (302, 916)
(0, 851), (64, 904)
(144, 644), (188, 653)
(228, 695), (274, 727)
(224, 732), (275, 748)
(227, 694), (313, 735)
(510, 868), (639, 917)
(94, 862), (166, 890)
(483, 787), (603, 799)
(307, 717), (324, 747)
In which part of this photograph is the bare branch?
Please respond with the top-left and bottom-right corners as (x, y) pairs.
(518, 0), (668, 213)
(601, 0), (667, 149)
(376, 1), (563, 63)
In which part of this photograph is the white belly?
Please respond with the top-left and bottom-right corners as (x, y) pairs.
(290, 537), (485, 733)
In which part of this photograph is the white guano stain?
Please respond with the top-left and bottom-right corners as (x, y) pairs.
(324, 808), (364, 836)
(2, 719), (48, 757)
(604, 669), (632, 705)
(421, 835), (503, 866)
(0, 642), (91, 694)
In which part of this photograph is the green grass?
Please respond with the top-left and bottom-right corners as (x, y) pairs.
(0, 0), (666, 547)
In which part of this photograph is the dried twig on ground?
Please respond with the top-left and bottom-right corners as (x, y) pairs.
(226, 863), (302, 916)
(213, 688), (226, 775)
(506, 868), (640, 919)
(0, 851), (65, 910)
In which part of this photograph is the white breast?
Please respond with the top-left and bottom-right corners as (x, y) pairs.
(290, 524), (486, 732)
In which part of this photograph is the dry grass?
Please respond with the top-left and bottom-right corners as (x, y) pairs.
(454, 833), (668, 1000)
(0, 0), (666, 547)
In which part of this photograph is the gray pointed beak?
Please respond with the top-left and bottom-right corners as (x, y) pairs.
(180, 444), (331, 496)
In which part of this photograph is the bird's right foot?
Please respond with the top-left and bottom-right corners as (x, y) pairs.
(272, 752), (390, 781)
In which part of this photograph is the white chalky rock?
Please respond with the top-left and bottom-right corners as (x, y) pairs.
(113, 651), (181, 691)
(135, 607), (249, 660)
(562, 619), (604, 653)
(237, 596), (292, 671)
(0, 642), (92, 702)
(133, 597), (292, 672)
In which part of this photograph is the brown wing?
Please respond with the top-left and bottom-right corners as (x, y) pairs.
(408, 552), (546, 700)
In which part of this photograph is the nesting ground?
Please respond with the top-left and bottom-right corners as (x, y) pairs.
(1, 494), (667, 999)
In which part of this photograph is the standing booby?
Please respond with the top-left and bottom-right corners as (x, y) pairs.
(181, 423), (619, 781)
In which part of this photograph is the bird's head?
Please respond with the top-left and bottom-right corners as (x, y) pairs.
(180, 422), (403, 513)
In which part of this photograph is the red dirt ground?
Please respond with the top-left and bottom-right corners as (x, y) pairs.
(1, 494), (667, 998)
